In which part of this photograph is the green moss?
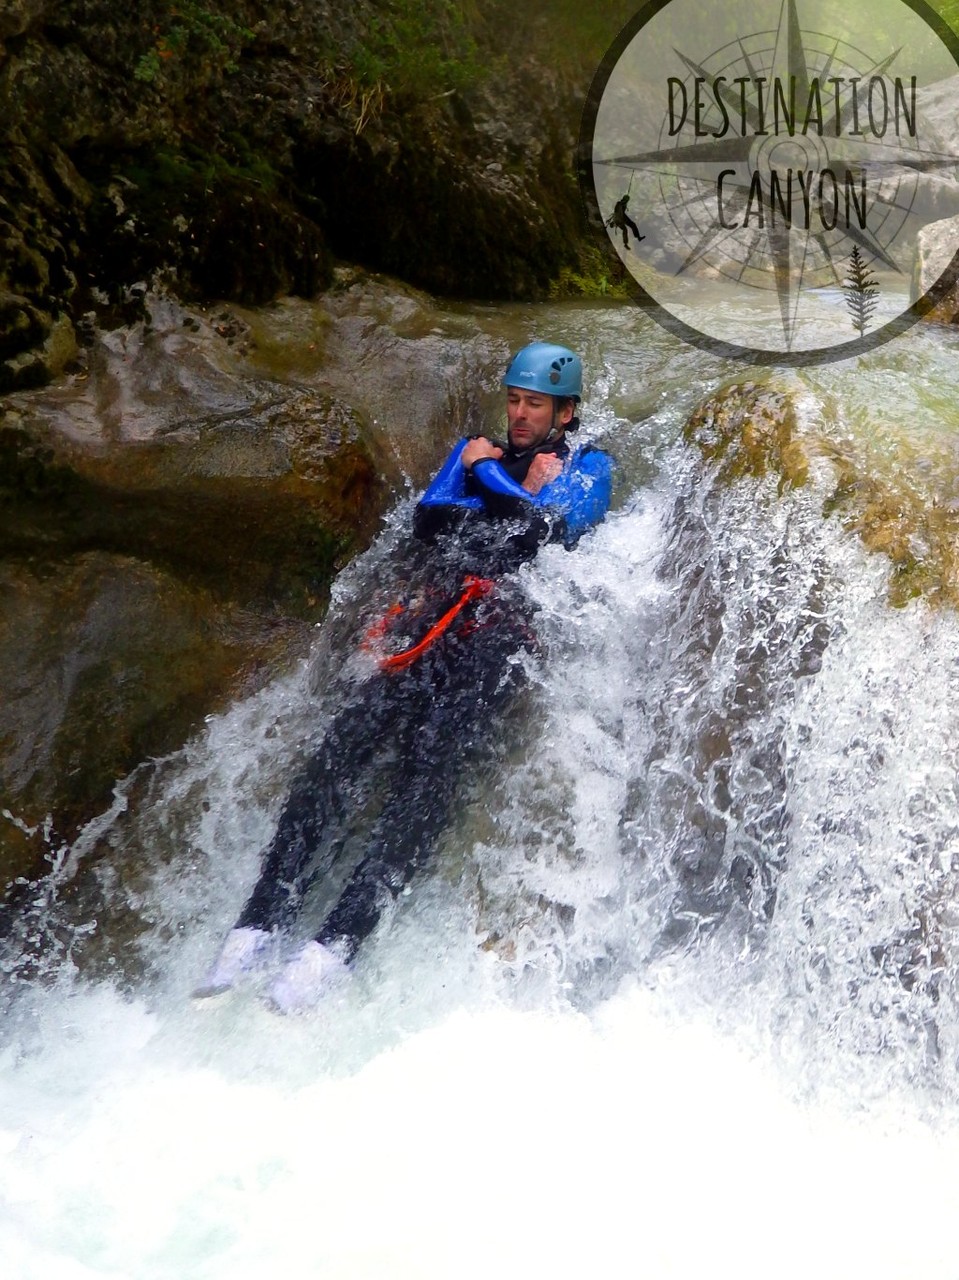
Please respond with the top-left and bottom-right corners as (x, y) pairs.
(922, 0), (959, 32)
(686, 383), (959, 613)
(474, 0), (638, 73)
(310, 0), (486, 132)
(122, 142), (280, 203)
(318, 0), (640, 115)
(549, 244), (631, 300)
(684, 383), (811, 490)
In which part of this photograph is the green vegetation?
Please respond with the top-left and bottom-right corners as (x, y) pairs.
(322, 0), (639, 127)
(930, 0), (959, 31)
(346, 0), (482, 99)
(549, 243), (631, 300)
(310, 0), (485, 134)
(794, 0), (959, 75)
(122, 140), (279, 200)
(134, 2), (254, 84)
(476, 0), (637, 73)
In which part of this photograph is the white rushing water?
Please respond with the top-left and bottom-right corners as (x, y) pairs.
(5, 305), (959, 1277)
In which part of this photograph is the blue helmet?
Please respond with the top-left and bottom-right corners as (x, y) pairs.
(502, 342), (582, 402)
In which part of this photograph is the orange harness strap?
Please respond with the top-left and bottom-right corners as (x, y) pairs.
(369, 575), (495, 673)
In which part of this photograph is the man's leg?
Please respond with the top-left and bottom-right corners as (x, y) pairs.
(313, 730), (467, 962)
(196, 673), (418, 995)
(270, 620), (531, 1009)
(235, 742), (357, 935)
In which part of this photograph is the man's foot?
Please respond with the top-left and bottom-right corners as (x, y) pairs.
(267, 941), (349, 1015)
(193, 926), (271, 998)
(636, 233), (646, 242)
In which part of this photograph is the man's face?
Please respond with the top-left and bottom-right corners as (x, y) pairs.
(506, 388), (572, 450)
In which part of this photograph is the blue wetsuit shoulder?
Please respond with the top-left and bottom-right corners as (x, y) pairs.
(541, 444), (613, 546)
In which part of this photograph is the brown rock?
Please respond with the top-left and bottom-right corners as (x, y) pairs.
(0, 550), (302, 887)
(683, 381), (811, 492)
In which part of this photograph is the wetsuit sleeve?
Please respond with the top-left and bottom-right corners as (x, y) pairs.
(413, 439), (613, 551)
(414, 439), (476, 541)
(467, 457), (538, 518)
(418, 439), (470, 505)
(413, 439), (534, 538)
(537, 448), (613, 546)
(472, 447), (613, 547)
(417, 439), (543, 521)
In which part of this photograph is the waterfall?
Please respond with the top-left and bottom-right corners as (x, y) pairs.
(4, 302), (959, 1277)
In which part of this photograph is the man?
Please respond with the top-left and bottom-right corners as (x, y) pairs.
(196, 342), (612, 1012)
(608, 193), (644, 251)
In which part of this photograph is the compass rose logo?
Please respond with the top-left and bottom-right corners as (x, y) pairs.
(579, 0), (959, 363)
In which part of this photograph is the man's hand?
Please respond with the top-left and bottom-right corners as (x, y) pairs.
(461, 436), (504, 470)
(522, 453), (563, 495)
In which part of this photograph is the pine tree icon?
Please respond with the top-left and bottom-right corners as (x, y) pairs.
(844, 247), (880, 337)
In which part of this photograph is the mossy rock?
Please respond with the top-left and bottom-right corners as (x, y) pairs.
(0, 290), (50, 363)
(822, 457), (959, 609)
(684, 381), (959, 611)
(85, 148), (333, 306)
(683, 381), (812, 492)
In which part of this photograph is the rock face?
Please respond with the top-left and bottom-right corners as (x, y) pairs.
(0, 288), (392, 903)
(685, 380), (959, 611)
(0, 0), (597, 390)
(683, 381), (811, 491)
(0, 552), (257, 884)
(907, 76), (959, 324)
(913, 213), (959, 324)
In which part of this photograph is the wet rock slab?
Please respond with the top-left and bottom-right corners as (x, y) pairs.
(0, 291), (389, 899)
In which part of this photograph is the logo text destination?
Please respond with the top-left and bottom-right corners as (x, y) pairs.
(668, 75), (918, 138)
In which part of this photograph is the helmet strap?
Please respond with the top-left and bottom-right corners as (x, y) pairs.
(544, 402), (559, 443)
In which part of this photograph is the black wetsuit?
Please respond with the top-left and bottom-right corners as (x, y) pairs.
(236, 438), (571, 961)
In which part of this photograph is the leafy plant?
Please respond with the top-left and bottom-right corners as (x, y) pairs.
(549, 244), (631, 300)
(844, 246), (880, 336)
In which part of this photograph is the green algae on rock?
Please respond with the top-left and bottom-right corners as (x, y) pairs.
(684, 380), (959, 612)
